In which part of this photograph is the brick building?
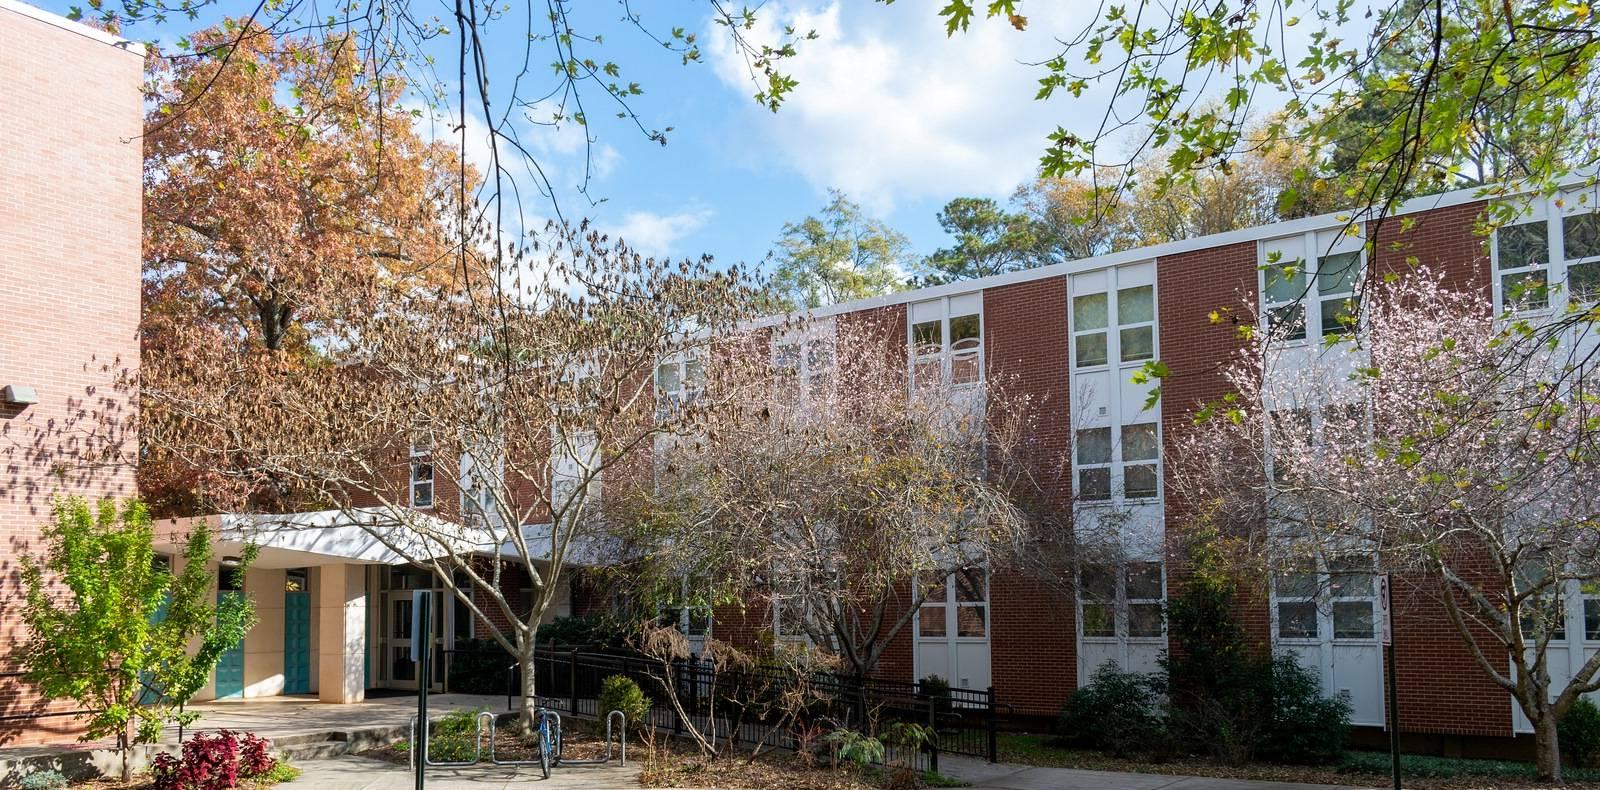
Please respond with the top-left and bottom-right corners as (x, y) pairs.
(0, 0), (144, 746)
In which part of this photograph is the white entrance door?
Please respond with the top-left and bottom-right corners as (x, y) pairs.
(914, 570), (992, 692)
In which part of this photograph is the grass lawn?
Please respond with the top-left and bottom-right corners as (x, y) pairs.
(996, 733), (1600, 789)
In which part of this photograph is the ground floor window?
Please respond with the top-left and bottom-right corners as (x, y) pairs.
(917, 569), (988, 639)
(1271, 553), (1377, 642)
(1077, 561), (1164, 639)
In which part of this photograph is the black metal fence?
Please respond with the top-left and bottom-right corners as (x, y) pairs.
(462, 647), (1005, 767)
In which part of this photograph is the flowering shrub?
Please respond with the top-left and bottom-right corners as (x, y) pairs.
(151, 730), (276, 790)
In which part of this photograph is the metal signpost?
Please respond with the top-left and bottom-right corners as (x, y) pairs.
(1380, 573), (1400, 790)
(413, 590), (431, 790)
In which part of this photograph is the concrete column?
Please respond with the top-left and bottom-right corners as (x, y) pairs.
(317, 563), (367, 703)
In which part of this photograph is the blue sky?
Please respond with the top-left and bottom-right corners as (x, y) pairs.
(48, 0), (1130, 270)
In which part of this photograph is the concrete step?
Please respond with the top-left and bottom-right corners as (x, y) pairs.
(276, 740), (350, 762)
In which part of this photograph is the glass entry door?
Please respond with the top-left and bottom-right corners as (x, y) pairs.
(381, 572), (446, 692)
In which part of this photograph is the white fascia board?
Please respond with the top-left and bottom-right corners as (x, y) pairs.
(0, 0), (143, 52)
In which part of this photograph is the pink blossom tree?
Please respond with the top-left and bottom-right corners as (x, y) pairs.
(1170, 270), (1600, 781)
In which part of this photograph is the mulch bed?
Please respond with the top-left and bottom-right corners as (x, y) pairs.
(356, 721), (615, 766)
(637, 737), (938, 790)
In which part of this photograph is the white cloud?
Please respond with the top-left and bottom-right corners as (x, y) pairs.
(606, 208), (715, 258)
(706, 2), (1102, 213)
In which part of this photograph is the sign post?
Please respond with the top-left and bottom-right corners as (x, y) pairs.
(1380, 573), (1400, 790)
(413, 590), (431, 790)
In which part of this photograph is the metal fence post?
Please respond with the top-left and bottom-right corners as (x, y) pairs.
(926, 694), (940, 774)
(985, 685), (997, 764)
(570, 649), (580, 714)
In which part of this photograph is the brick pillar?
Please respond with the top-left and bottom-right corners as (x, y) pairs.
(318, 564), (367, 703)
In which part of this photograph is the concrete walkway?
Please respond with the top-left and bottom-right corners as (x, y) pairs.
(287, 754), (639, 789)
(938, 755), (1371, 790)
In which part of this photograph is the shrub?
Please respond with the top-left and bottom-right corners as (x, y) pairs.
(425, 707), (488, 762)
(598, 674), (651, 733)
(1057, 662), (1164, 757)
(536, 613), (635, 648)
(1561, 697), (1600, 768)
(919, 674), (954, 718)
(445, 638), (515, 695)
(151, 730), (276, 790)
(19, 770), (67, 790)
(826, 728), (885, 768)
(1259, 654), (1351, 765)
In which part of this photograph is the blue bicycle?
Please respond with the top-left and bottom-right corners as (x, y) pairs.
(534, 707), (556, 779)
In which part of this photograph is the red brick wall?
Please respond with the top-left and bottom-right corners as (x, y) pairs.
(0, 6), (144, 746)
(982, 276), (1076, 715)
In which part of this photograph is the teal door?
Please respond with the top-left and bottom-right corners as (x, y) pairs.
(216, 591), (245, 699)
(283, 591), (311, 695)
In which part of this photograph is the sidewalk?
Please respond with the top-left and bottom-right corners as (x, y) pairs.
(288, 755), (639, 789)
(938, 755), (1373, 790)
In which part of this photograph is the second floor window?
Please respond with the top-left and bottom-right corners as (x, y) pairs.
(773, 329), (836, 399)
(1074, 422), (1160, 502)
(409, 442), (434, 508)
(1079, 561), (1164, 639)
(1259, 232), (1365, 342)
(910, 294), (983, 389)
(656, 357), (705, 418)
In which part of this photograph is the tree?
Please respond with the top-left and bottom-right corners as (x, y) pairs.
(1168, 271), (1600, 781)
(20, 498), (256, 782)
(770, 190), (912, 309)
(140, 22), (473, 515)
(611, 315), (1041, 679)
(915, 197), (1041, 285)
(142, 221), (768, 733)
(1012, 174), (1134, 263)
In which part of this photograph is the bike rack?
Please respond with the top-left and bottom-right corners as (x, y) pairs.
(407, 714), (487, 769)
(553, 710), (627, 767)
(487, 708), (559, 767)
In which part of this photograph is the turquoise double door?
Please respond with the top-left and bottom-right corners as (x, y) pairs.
(215, 591), (246, 699)
(283, 591), (312, 695)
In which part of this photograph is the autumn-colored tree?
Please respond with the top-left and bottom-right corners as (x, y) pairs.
(769, 190), (912, 309)
(141, 21), (473, 515)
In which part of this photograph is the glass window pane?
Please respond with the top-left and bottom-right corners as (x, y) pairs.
(950, 314), (981, 347)
(1276, 567), (1318, 599)
(685, 359), (705, 389)
(954, 569), (986, 603)
(1264, 261), (1307, 304)
(912, 320), (943, 354)
(1585, 599), (1600, 641)
(919, 605), (946, 637)
(1073, 293), (1108, 331)
(1075, 332), (1108, 367)
(1125, 464), (1159, 499)
(1320, 297), (1358, 336)
(1120, 326), (1154, 362)
(1081, 603), (1114, 637)
(1497, 221), (1549, 270)
(774, 344), (800, 371)
(656, 362), (680, 393)
(1317, 252), (1360, 295)
(1122, 424), (1159, 461)
(914, 359), (942, 388)
(951, 352), (981, 385)
(1078, 468), (1111, 500)
(1564, 212), (1600, 260)
(1125, 562), (1163, 600)
(1118, 285), (1154, 324)
(1333, 601), (1374, 639)
(957, 605), (987, 637)
(1076, 427), (1112, 464)
(1128, 603), (1163, 637)
(1502, 271), (1550, 310)
(1278, 601), (1318, 639)
(1570, 261), (1600, 303)
(1080, 564), (1116, 600)
(806, 339), (834, 371)
(1267, 304), (1307, 341)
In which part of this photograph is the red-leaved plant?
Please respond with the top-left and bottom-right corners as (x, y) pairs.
(151, 730), (276, 790)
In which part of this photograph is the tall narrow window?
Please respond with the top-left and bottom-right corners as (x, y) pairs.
(1317, 252), (1360, 337)
(409, 442), (434, 509)
(773, 329), (837, 398)
(1262, 258), (1308, 341)
(1274, 561), (1319, 639)
(1121, 423), (1160, 499)
(1496, 221), (1551, 311)
(1117, 285), (1155, 362)
(1078, 561), (1165, 639)
(1074, 427), (1113, 501)
(656, 357), (705, 418)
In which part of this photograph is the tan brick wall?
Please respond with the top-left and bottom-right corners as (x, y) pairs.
(0, 2), (143, 746)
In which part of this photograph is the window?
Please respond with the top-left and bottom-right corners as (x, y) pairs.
(1495, 220), (1550, 311)
(550, 427), (599, 512)
(1118, 285), (1155, 362)
(1260, 234), (1365, 341)
(909, 295), (983, 389)
(218, 562), (245, 592)
(656, 357), (705, 418)
(773, 329), (836, 399)
(1072, 293), (1108, 368)
(917, 569), (988, 639)
(1273, 554), (1378, 641)
(1072, 283), (1155, 367)
(409, 442), (434, 508)
(285, 568), (308, 593)
(1074, 423), (1159, 501)
(460, 450), (501, 522)
(1563, 209), (1600, 303)
(1078, 561), (1165, 639)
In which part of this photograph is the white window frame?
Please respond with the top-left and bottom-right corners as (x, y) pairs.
(409, 441), (435, 509)
(1068, 263), (1164, 504)
(459, 449), (502, 523)
(655, 355), (705, 419)
(550, 426), (600, 513)
(1076, 560), (1166, 642)
(908, 293), (984, 391)
(914, 568), (990, 641)
(1269, 553), (1380, 644)
(772, 321), (837, 400)
(1492, 189), (1600, 313)
(1258, 230), (1366, 344)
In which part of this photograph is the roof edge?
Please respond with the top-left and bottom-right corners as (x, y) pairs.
(0, 0), (144, 52)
